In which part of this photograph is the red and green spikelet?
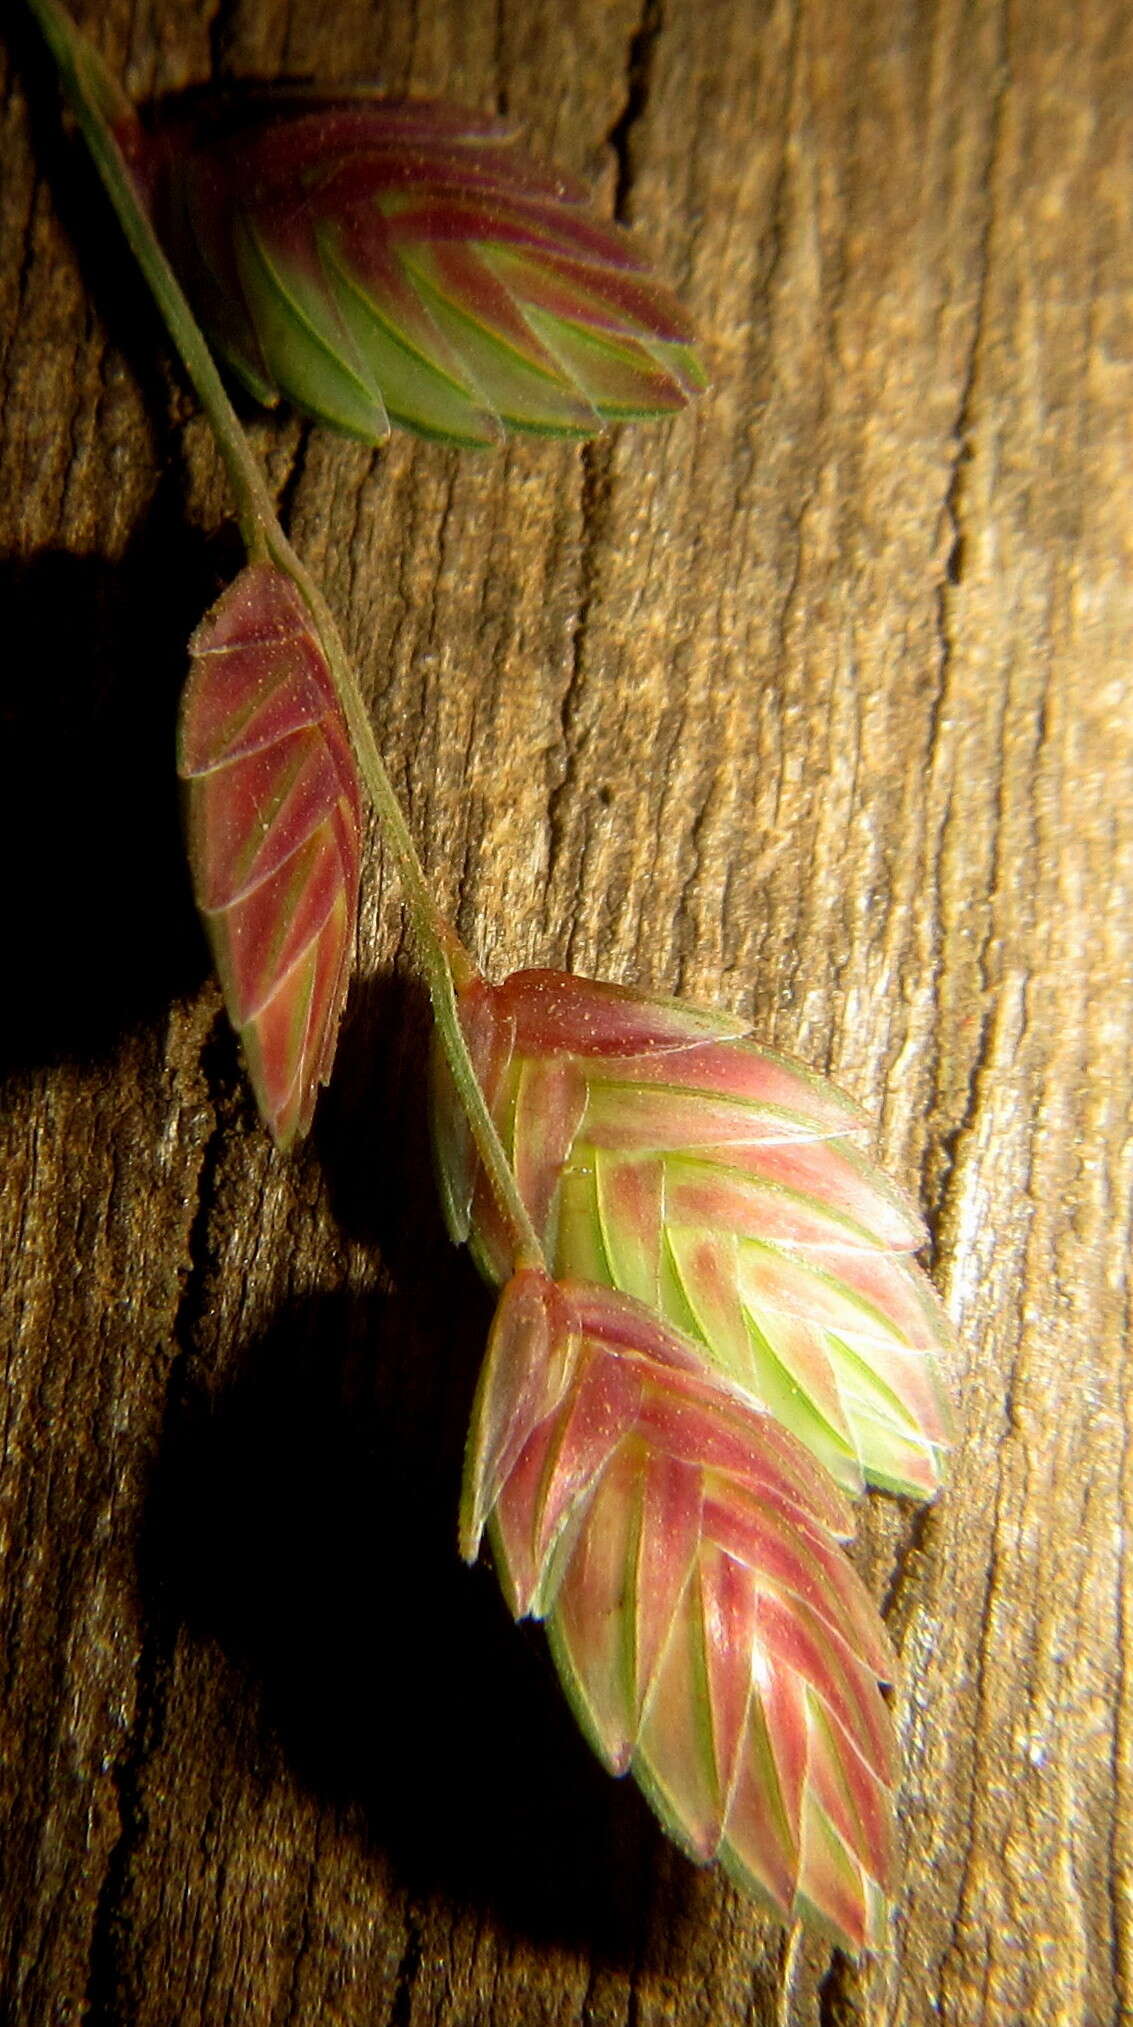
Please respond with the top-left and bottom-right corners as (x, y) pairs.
(465, 1268), (898, 1951)
(434, 969), (955, 1500)
(178, 562), (362, 1148)
(140, 95), (706, 446)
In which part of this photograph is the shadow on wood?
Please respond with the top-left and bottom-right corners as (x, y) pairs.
(0, 525), (236, 1072)
(142, 1272), (679, 1956)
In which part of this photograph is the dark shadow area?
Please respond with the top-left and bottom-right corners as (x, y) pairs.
(3, 30), (333, 1084)
(0, 522), (239, 1075)
(313, 962), (444, 1257)
(1, 27), (286, 1082)
(125, 953), (674, 1960)
(145, 1272), (666, 1957)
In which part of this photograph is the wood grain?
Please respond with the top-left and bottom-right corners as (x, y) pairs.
(1, 2), (1129, 2022)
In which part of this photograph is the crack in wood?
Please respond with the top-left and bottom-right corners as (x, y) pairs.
(207, 0), (244, 80)
(274, 417), (313, 540)
(1107, 1261), (1132, 2020)
(81, 1012), (237, 2026)
(605, 0), (663, 224)
(545, 436), (613, 919)
(389, 1910), (423, 2027)
(920, 3), (1013, 1255)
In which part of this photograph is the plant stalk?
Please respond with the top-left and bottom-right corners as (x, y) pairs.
(27, 0), (545, 1269)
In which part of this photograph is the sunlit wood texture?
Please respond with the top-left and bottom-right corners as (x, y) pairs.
(1, 2), (1129, 2022)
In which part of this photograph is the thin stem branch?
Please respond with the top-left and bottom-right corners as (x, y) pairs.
(27, 0), (544, 1269)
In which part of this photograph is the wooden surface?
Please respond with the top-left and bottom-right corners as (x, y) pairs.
(1, 2), (1130, 2022)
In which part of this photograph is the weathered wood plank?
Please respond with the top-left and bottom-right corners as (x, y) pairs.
(0, 1), (1129, 2023)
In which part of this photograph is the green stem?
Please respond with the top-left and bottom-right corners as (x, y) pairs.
(27, 0), (544, 1270)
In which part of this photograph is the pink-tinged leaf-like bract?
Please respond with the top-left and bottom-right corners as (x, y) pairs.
(179, 562), (362, 1148)
(143, 96), (707, 445)
(434, 970), (955, 1499)
(466, 1269), (898, 1952)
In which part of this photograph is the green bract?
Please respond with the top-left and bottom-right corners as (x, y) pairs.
(466, 1269), (897, 1952)
(434, 969), (955, 1499)
(179, 564), (361, 1148)
(145, 96), (707, 445)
